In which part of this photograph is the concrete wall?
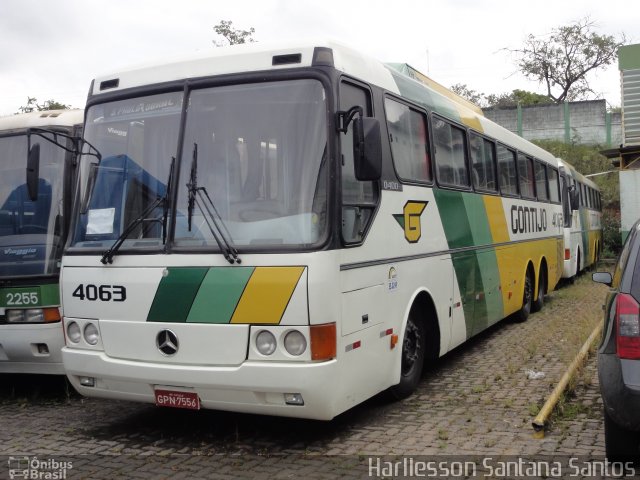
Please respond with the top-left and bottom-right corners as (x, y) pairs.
(483, 100), (622, 146)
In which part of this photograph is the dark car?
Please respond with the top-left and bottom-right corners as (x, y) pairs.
(593, 222), (640, 462)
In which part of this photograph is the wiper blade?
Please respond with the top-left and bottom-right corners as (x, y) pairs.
(100, 196), (164, 264)
(162, 157), (176, 245)
(187, 142), (240, 264)
(100, 158), (174, 265)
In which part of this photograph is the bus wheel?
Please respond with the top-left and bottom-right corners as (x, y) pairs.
(388, 314), (426, 400)
(514, 269), (534, 322)
(532, 269), (546, 312)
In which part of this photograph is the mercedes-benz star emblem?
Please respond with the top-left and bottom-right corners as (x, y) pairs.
(156, 329), (179, 356)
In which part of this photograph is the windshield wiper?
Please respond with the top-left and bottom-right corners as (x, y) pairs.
(100, 157), (175, 265)
(187, 142), (240, 264)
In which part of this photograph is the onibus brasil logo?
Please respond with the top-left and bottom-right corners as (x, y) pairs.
(393, 201), (428, 243)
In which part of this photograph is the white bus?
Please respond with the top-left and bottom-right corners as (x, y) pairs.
(558, 159), (602, 280)
(61, 41), (565, 419)
(0, 109), (83, 374)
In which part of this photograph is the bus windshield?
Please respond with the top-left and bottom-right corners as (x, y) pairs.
(72, 79), (328, 252)
(0, 133), (66, 278)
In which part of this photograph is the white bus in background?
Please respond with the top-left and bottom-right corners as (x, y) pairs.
(61, 41), (569, 420)
(0, 109), (83, 374)
(558, 158), (602, 280)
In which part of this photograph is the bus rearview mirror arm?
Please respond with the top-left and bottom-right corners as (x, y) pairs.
(336, 106), (382, 182)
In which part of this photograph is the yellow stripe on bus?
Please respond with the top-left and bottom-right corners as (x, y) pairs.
(482, 196), (510, 244)
(230, 267), (305, 324)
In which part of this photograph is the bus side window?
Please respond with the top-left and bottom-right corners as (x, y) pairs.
(469, 133), (497, 192)
(339, 81), (378, 244)
(548, 167), (560, 203)
(384, 98), (431, 183)
(534, 160), (548, 201)
(497, 145), (517, 196)
(517, 153), (535, 199)
(433, 117), (468, 188)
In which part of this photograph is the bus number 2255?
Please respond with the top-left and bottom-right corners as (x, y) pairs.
(72, 284), (127, 302)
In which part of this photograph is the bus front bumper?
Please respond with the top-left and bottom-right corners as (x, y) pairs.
(0, 323), (65, 375)
(62, 347), (340, 420)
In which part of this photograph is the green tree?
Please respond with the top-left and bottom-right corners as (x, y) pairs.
(485, 89), (553, 108)
(450, 83), (485, 106)
(17, 97), (70, 114)
(450, 84), (552, 108)
(507, 17), (625, 103)
(213, 20), (256, 47)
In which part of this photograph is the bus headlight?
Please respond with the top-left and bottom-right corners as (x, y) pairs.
(284, 330), (307, 356)
(83, 323), (100, 345)
(66, 321), (81, 343)
(256, 330), (277, 356)
(6, 310), (25, 323)
(25, 309), (45, 323)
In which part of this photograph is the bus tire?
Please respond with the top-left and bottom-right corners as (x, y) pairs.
(514, 268), (534, 322)
(388, 313), (426, 400)
(532, 267), (546, 313)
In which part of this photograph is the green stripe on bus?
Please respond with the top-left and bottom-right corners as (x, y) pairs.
(147, 267), (208, 323)
(463, 194), (493, 246)
(186, 267), (255, 324)
(390, 71), (461, 122)
(433, 190), (474, 249)
(437, 191), (505, 338)
(451, 252), (476, 337)
(475, 249), (504, 329)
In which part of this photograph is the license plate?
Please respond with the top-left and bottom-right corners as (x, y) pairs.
(154, 389), (200, 410)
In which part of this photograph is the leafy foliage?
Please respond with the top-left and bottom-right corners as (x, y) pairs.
(485, 90), (553, 109)
(450, 83), (485, 106)
(213, 20), (255, 47)
(17, 97), (70, 114)
(451, 84), (552, 108)
(507, 17), (625, 103)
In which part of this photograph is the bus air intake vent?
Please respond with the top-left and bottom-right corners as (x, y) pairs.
(272, 54), (302, 66)
(100, 79), (120, 91)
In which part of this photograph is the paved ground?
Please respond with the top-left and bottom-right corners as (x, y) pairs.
(0, 271), (610, 479)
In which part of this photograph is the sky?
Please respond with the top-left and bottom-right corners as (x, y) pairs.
(0, 0), (634, 117)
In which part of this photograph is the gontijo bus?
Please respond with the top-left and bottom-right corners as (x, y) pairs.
(0, 109), (83, 374)
(61, 41), (564, 419)
(557, 159), (602, 280)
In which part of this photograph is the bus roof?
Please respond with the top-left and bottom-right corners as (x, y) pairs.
(88, 40), (558, 168)
(90, 40), (399, 97)
(557, 158), (599, 189)
(0, 109), (84, 131)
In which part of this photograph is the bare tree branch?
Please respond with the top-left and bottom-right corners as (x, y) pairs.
(505, 17), (625, 103)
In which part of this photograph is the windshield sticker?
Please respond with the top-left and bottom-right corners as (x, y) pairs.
(87, 208), (115, 235)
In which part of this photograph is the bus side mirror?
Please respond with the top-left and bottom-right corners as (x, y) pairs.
(592, 272), (612, 287)
(26, 143), (41, 201)
(353, 116), (382, 181)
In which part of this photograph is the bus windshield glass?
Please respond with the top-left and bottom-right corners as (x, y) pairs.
(72, 79), (328, 252)
(0, 133), (66, 278)
(72, 92), (182, 250)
